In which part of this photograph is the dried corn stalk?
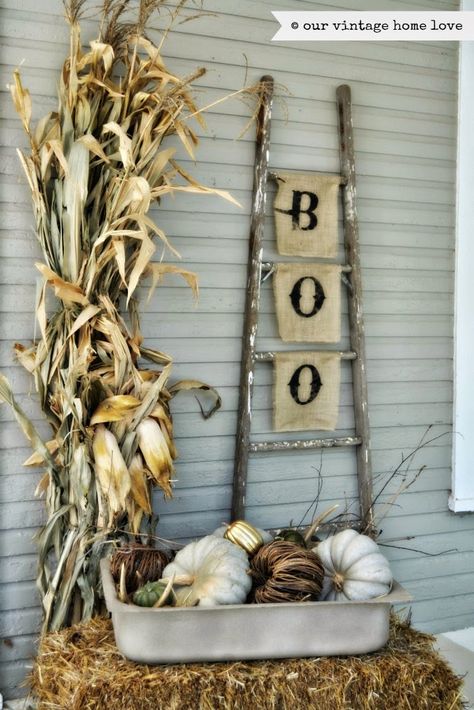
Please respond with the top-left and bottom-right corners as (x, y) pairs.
(1, 0), (233, 632)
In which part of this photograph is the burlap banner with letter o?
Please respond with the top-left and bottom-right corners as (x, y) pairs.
(273, 263), (342, 343)
(273, 351), (341, 432)
(274, 172), (341, 257)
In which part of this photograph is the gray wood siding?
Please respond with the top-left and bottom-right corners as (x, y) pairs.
(1, 0), (471, 699)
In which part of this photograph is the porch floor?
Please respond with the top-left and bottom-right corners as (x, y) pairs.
(436, 629), (474, 709)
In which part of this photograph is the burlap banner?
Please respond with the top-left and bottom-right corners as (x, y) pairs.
(273, 263), (342, 343)
(274, 172), (341, 257)
(273, 351), (341, 432)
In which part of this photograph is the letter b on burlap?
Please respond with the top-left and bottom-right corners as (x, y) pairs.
(274, 173), (340, 257)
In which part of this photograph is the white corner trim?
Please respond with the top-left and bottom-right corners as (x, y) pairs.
(452, 0), (474, 513)
(449, 495), (474, 514)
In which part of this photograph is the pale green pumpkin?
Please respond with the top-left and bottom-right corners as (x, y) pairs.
(133, 580), (174, 607)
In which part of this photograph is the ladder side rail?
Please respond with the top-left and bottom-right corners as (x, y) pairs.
(336, 84), (374, 533)
(231, 76), (275, 522)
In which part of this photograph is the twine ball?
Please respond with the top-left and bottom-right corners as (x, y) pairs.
(250, 540), (324, 604)
(110, 544), (171, 593)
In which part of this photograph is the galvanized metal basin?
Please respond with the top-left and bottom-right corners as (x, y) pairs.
(101, 558), (412, 663)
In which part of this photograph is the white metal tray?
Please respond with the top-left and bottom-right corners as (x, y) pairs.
(101, 558), (412, 663)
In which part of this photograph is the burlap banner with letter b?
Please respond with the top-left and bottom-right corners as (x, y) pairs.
(273, 263), (342, 343)
(273, 351), (341, 432)
(274, 172), (341, 257)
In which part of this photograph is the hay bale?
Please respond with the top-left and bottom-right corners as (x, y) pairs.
(30, 614), (463, 709)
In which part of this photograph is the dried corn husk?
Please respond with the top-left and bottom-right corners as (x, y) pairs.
(0, 0), (250, 632)
(92, 425), (132, 516)
(137, 418), (173, 499)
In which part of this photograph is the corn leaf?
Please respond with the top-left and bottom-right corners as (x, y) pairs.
(126, 233), (155, 305)
(77, 134), (110, 163)
(103, 121), (133, 170)
(0, 374), (57, 468)
(147, 263), (198, 302)
(10, 69), (32, 134)
(90, 395), (141, 424)
(23, 439), (60, 467)
(129, 454), (152, 514)
(169, 379), (222, 419)
(69, 304), (101, 337)
(36, 263), (89, 306)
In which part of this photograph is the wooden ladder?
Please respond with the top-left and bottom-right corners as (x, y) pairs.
(231, 76), (374, 533)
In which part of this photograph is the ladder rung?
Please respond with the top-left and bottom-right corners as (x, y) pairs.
(261, 262), (352, 273)
(249, 436), (362, 453)
(255, 351), (357, 362)
(267, 171), (348, 186)
(268, 519), (365, 539)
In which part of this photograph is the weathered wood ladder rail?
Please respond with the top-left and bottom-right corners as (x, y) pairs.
(232, 76), (374, 534)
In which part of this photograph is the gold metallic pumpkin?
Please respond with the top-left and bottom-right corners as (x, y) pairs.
(224, 520), (264, 556)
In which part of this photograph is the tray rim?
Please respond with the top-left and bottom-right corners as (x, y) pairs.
(100, 557), (413, 615)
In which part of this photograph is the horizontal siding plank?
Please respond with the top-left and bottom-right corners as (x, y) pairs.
(0, 113), (457, 162)
(0, 287), (455, 320)
(0, 358), (453, 390)
(0, 215), (457, 251)
(0, 388), (453, 432)
(0, 528), (37, 556)
(0, 30), (458, 95)
(211, 0), (460, 19)
(0, 380), (454, 424)
(1, 0), (459, 20)
(0, 401), (453, 440)
(0, 660), (34, 698)
(0, 634), (37, 664)
(393, 572), (474, 604)
(0, 607), (41, 638)
(4, 146), (459, 192)
(0, 337), (455, 364)
(0, 81), (458, 136)
(0, 580), (39, 611)
(257, 0), (459, 13)
(0, 476), (455, 529)
(0, 237), (454, 272)
(1, 461), (452, 506)
(240, 491), (454, 529)
(392, 554), (474, 585)
(0, 89), (457, 148)
(0, 424), (453, 465)
(0, 165), (457, 206)
(402, 592), (474, 624)
(0, 312), (455, 342)
(0, 554), (38, 585)
(370, 528), (474, 562)
(153, 505), (472, 543)
(0, 440), (452, 484)
(415, 613), (474, 634)
(0, 257), (455, 289)
(0, 214), (457, 250)
(0, 502), (46, 531)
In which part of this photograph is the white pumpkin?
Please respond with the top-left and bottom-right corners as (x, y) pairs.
(161, 535), (252, 607)
(314, 529), (393, 601)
